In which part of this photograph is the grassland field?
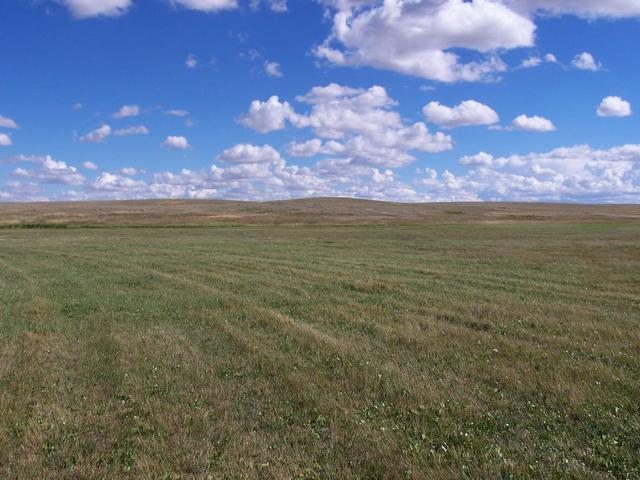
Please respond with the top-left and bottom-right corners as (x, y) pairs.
(0, 200), (639, 479)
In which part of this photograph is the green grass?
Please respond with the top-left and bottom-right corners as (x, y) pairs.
(0, 223), (639, 479)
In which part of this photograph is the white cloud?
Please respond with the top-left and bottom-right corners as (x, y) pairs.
(61, 0), (132, 18)
(268, 0), (287, 12)
(459, 152), (494, 166)
(170, 0), (238, 12)
(286, 139), (326, 157)
(218, 144), (282, 164)
(239, 96), (302, 133)
(506, 0), (640, 19)
(26, 86), (449, 200)
(164, 109), (189, 117)
(371, 168), (394, 184)
(572, 52), (601, 71)
(296, 85), (398, 139)
(597, 96), (632, 118)
(113, 104), (140, 119)
(296, 83), (364, 104)
(520, 56), (542, 68)
(143, 155), (333, 201)
(114, 125), (150, 136)
(512, 114), (556, 132)
(185, 54), (198, 69)
(315, 1), (639, 82)
(243, 84), (452, 167)
(7, 143), (640, 203)
(264, 61), (283, 77)
(251, 0), (287, 11)
(162, 135), (191, 149)
(82, 161), (99, 170)
(423, 144), (640, 202)
(423, 100), (499, 128)
(11, 155), (85, 185)
(0, 181), (45, 202)
(314, 0), (534, 82)
(92, 172), (148, 192)
(520, 53), (557, 68)
(0, 115), (19, 129)
(81, 124), (112, 143)
(0, 133), (12, 146)
(119, 167), (145, 176)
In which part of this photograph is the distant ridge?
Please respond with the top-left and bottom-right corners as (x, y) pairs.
(1, 198), (639, 227)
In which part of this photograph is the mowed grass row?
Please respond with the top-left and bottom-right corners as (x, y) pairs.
(0, 223), (639, 479)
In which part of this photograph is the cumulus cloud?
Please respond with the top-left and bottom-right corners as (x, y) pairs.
(295, 85), (399, 139)
(520, 53), (557, 68)
(91, 172), (148, 192)
(0, 115), (19, 129)
(371, 168), (394, 184)
(286, 138), (327, 157)
(185, 54), (198, 68)
(520, 56), (542, 68)
(164, 109), (189, 117)
(264, 61), (283, 77)
(512, 114), (556, 132)
(0, 181), (46, 202)
(296, 83), (364, 104)
(83, 161), (99, 170)
(572, 52), (601, 71)
(61, 0), (132, 18)
(243, 84), (452, 167)
(10, 155), (85, 185)
(114, 125), (150, 136)
(239, 96), (303, 133)
(314, 0), (534, 82)
(424, 144), (640, 202)
(506, 0), (640, 19)
(81, 124), (112, 143)
(141, 154), (333, 201)
(162, 135), (191, 149)
(268, 0), (287, 11)
(218, 144), (282, 164)
(250, 0), (288, 11)
(423, 100), (499, 128)
(597, 96), (632, 118)
(170, 0), (238, 12)
(119, 167), (145, 176)
(113, 104), (140, 119)
(314, 1), (639, 82)
(0, 133), (12, 146)
(459, 151), (494, 166)
(7, 142), (640, 203)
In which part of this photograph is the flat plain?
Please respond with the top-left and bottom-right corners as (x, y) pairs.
(0, 199), (639, 479)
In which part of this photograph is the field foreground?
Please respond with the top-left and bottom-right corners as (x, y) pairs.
(0, 200), (639, 478)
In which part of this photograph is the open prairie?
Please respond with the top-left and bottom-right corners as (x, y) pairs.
(1, 198), (640, 227)
(0, 200), (639, 479)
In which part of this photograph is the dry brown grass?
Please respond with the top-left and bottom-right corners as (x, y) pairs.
(1, 198), (639, 226)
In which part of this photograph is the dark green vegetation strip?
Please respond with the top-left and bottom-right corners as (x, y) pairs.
(0, 223), (69, 229)
(0, 224), (639, 479)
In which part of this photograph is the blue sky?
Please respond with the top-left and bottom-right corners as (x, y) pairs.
(0, 0), (639, 202)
